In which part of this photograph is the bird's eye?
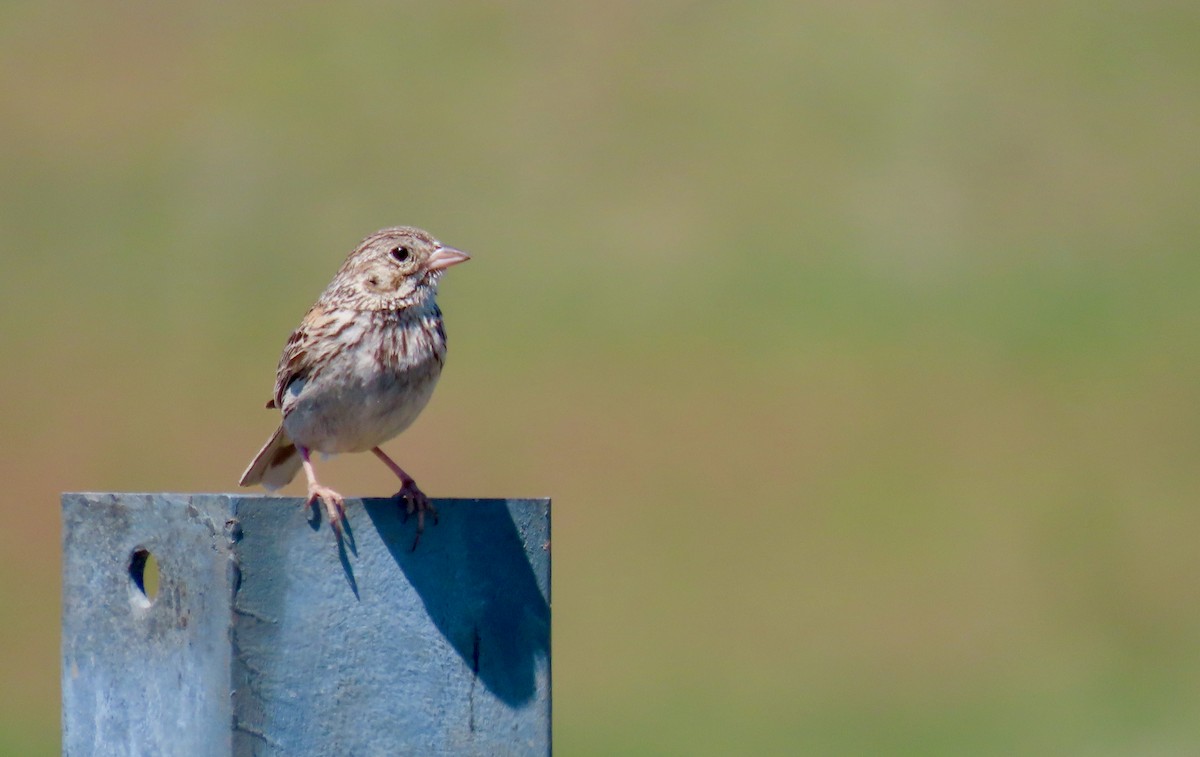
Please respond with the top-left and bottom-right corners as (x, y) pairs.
(390, 246), (410, 262)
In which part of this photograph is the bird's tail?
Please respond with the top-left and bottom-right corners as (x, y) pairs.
(239, 425), (302, 490)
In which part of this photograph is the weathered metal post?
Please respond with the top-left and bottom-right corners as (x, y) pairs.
(62, 493), (551, 756)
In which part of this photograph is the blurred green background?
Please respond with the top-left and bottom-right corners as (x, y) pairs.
(2, 1), (1198, 754)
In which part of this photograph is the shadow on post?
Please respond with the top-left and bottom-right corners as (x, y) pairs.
(364, 499), (550, 707)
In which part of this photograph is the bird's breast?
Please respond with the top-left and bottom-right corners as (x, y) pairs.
(280, 311), (447, 453)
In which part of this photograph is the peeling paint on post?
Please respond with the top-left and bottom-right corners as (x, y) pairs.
(62, 494), (551, 756)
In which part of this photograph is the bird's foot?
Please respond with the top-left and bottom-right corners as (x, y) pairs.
(394, 479), (437, 551)
(306, 484), (346, 534)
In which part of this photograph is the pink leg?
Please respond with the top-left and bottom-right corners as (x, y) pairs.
(372, 447), (437, 550)
(299, 446), (346, 533)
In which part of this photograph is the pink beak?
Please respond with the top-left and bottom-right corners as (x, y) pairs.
(428, 245), (471, 271)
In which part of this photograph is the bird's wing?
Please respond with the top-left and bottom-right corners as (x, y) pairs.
(272, 327), (311, 409)
(271, 303), (351, 409)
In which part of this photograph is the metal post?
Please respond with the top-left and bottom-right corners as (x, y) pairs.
(62, 493), (551, 756)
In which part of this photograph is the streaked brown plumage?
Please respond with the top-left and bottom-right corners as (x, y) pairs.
(239, 226), (469, 546)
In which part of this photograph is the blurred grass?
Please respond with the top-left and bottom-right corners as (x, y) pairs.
(2, 1), (1199, 754)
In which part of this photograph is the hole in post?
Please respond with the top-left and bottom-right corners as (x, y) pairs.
(129, 548), (160, 606)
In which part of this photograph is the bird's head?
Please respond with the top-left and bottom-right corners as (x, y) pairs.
(332, 226), (470, 310)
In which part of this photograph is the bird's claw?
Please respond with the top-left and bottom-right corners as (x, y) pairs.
(306, 484), (346, 534)
(395, 480), (437, 551)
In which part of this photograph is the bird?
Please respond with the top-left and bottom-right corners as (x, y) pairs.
(239, 226), (470, 547)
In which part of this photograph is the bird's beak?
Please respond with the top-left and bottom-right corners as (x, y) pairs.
(427, 245), (471, 271)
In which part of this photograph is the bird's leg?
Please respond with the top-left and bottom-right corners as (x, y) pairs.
(299, 445), (346, 533)
(372, 447), (437, 550)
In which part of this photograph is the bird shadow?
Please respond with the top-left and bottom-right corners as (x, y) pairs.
(364, 498), (550, 707)
(307, 502), (360, 600)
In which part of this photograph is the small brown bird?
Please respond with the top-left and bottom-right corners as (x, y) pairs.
(239, 226), (470, 545)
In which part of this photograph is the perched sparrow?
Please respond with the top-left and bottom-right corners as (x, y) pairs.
(239, 226), (470, 546)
